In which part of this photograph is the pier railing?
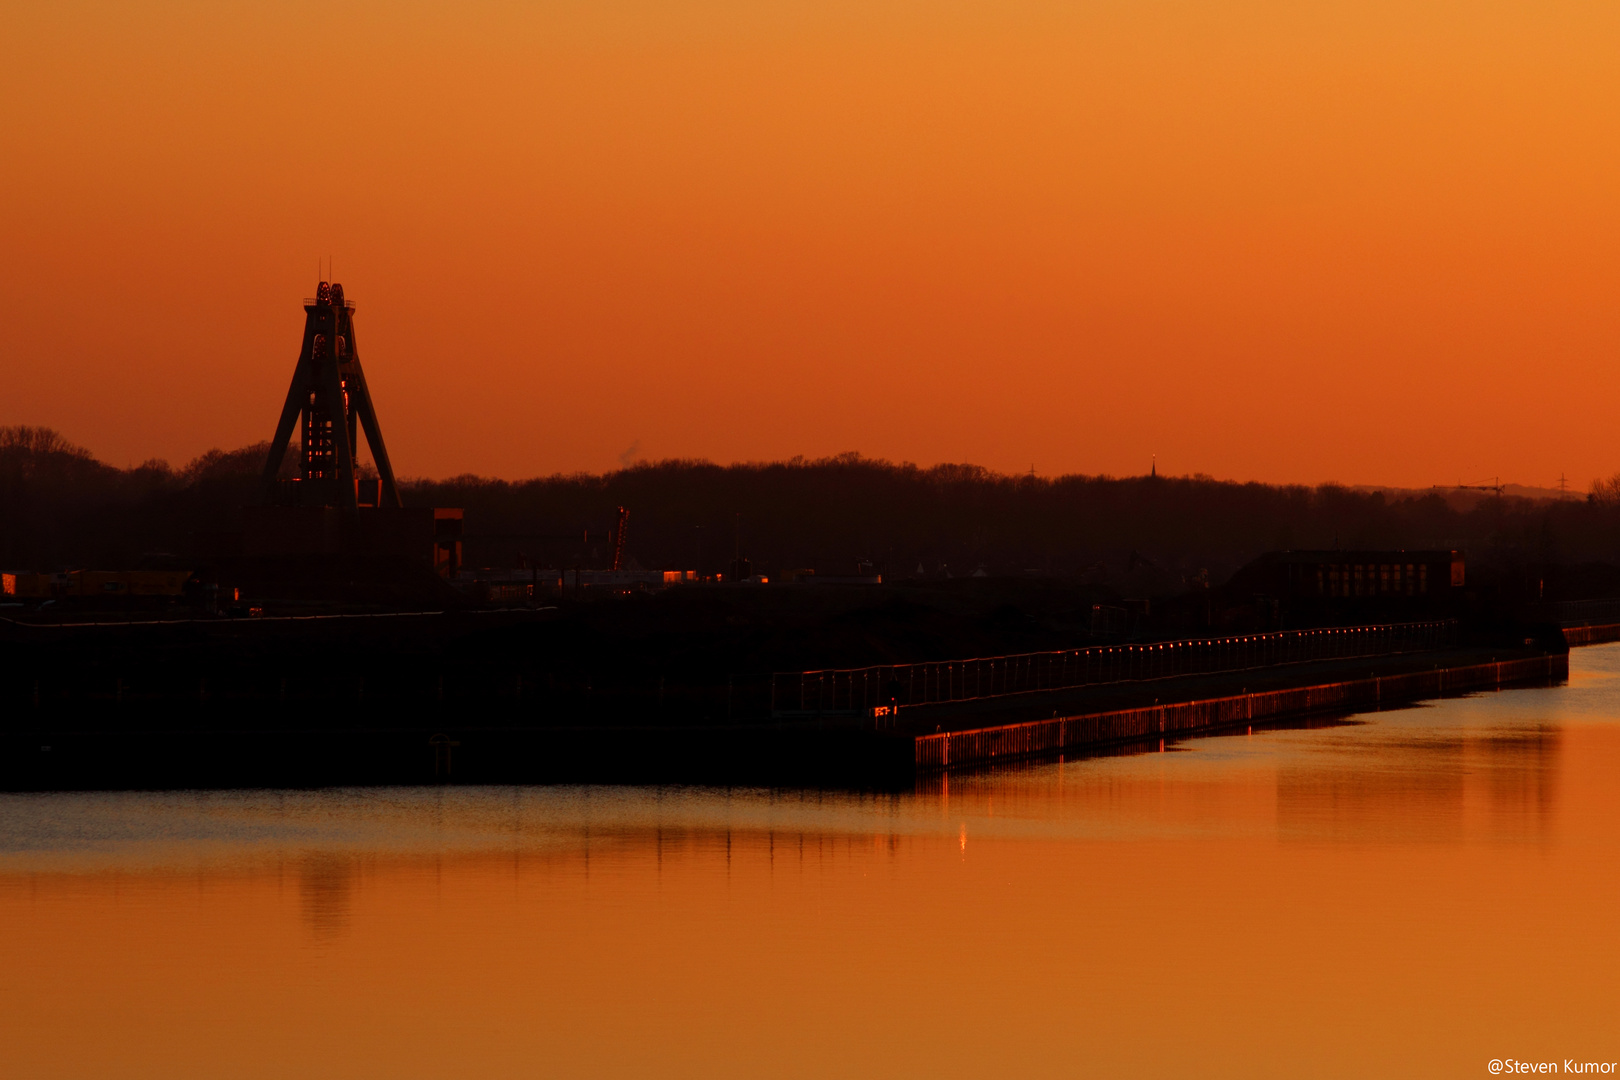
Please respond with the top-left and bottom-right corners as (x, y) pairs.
(770, 620), (1456, 717)
(1550, 598), (1620, 627)
(914, 652), (1564, 772)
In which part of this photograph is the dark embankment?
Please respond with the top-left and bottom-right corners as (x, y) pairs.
(0, 579), (1571, 789)
(0, 425), (1610, 789)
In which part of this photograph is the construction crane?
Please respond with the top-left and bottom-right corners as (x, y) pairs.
(1458, 477), (1504, 497)
(1434, 477), (1504, 499)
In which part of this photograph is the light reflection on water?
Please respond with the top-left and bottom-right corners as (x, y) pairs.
(2, 648), (1619, 1078)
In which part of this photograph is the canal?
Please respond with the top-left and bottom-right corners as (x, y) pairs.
(2, 645), (1617, 1078)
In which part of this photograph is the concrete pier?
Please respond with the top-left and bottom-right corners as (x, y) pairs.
(1561, 623), (1620, 647)
(914, 653), (1567, 771)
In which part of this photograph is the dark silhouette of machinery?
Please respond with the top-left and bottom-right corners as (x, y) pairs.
(262, 280), (401, 510)
(246, 279), (461, 574)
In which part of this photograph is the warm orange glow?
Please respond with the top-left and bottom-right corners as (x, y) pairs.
(3, 651), (1620, 1076)
(2, 2), (1617, 485)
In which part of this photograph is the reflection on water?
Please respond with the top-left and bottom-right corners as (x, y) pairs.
(298, 853), (356, 942)
(1272, 721), (1562, 844)
(2, 648), (1620, 1078)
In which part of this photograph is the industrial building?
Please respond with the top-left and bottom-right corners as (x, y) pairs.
(2, 570), (194, 600)
(1235, 549), (1465, 601)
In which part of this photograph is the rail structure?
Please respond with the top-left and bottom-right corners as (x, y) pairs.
(1562, 623), (1620, 647)
(1552, 598), (1620, 626)
(770, 620), (1456, 718)
(914, 652), (1566, 772)
(1548, 599), (1620, 647)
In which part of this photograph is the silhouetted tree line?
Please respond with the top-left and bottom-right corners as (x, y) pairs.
(0, 427), (276, 571)
(6, 427), (1620, 598)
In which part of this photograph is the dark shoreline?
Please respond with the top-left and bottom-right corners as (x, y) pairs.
(1, 634), (1586, 793)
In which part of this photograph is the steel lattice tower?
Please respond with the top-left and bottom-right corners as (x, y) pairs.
(261, 280), (401, 510)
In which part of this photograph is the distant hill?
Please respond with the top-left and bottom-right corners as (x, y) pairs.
(6, 426), (1620, 603)
(1351, 483), (1574, 511)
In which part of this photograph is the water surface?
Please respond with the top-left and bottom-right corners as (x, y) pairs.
(4, 647), (1620, 1078)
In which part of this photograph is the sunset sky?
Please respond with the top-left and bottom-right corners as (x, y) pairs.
(2, 0), (1617, 486)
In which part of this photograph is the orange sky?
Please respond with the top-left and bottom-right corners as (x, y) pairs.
(2, 0), (1617, 486)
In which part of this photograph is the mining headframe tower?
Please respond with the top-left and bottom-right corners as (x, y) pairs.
(262, 278), (401, 510)
(244, 279), (461, 573)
